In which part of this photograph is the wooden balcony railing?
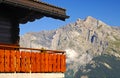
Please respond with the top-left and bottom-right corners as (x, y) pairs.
(0, 44), (66, 73)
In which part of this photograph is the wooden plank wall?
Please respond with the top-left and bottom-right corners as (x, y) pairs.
(0, 15), (19, 45)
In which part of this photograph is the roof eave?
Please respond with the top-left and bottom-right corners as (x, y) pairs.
(1, 0), (69, 21)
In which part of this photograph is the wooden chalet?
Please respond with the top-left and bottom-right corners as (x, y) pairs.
(0, 0), (69, 77)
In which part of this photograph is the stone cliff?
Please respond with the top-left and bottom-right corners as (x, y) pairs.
(20, 16), (120, 78)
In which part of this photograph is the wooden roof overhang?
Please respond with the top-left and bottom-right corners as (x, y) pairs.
(0, 0), (69, 24)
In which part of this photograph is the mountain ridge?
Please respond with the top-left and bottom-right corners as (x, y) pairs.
(20, 16), (120, 78)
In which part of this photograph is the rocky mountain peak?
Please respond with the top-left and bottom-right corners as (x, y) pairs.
(85, 16), (97, 22)
(74, 16), (108, 31)
(20, 16), (120, 78)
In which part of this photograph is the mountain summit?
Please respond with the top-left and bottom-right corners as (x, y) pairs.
(20, 16), (120, 78)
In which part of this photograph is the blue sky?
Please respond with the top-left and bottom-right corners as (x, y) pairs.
(20, 0), (120, 35)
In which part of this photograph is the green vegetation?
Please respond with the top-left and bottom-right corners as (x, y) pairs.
(65, 69), (74, 78)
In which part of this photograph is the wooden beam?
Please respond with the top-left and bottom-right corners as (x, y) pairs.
(0, 44), (66, 54)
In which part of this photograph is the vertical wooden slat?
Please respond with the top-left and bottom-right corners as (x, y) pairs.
(61, 54), (66, 72)
(48, 53), (52, 72)
(0, 58), (5, 72)
(26, 52), (31, 73)
(4, 49), (10, 72)
(39, 53), (41, 72)
(31, 52), (36, 73)
(16, 51), (21, 72)
(21, 51), (26, 72)
(36, 52), (41, 72)
(53, 54), (57, 72)
(44, 53), (49, 72)
(0, 49), (5, 72)
(10, 50), (16, 72)
(41, 53), (45, 72)
(56, 54), (61, 72)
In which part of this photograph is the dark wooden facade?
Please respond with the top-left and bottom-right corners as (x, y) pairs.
(0, 12), (19, 45)
(0, 0), (69, 46)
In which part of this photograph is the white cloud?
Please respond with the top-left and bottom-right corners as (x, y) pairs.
(65, 49), (78, 63)
(78, 53), (93, 65)
(65, 49), (93, 65)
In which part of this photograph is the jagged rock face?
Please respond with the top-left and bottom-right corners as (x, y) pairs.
(20, 16), (120, 78)
(20, 30), (56, 49)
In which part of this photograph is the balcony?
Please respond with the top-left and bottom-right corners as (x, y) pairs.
(0, 44), (66, 73)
